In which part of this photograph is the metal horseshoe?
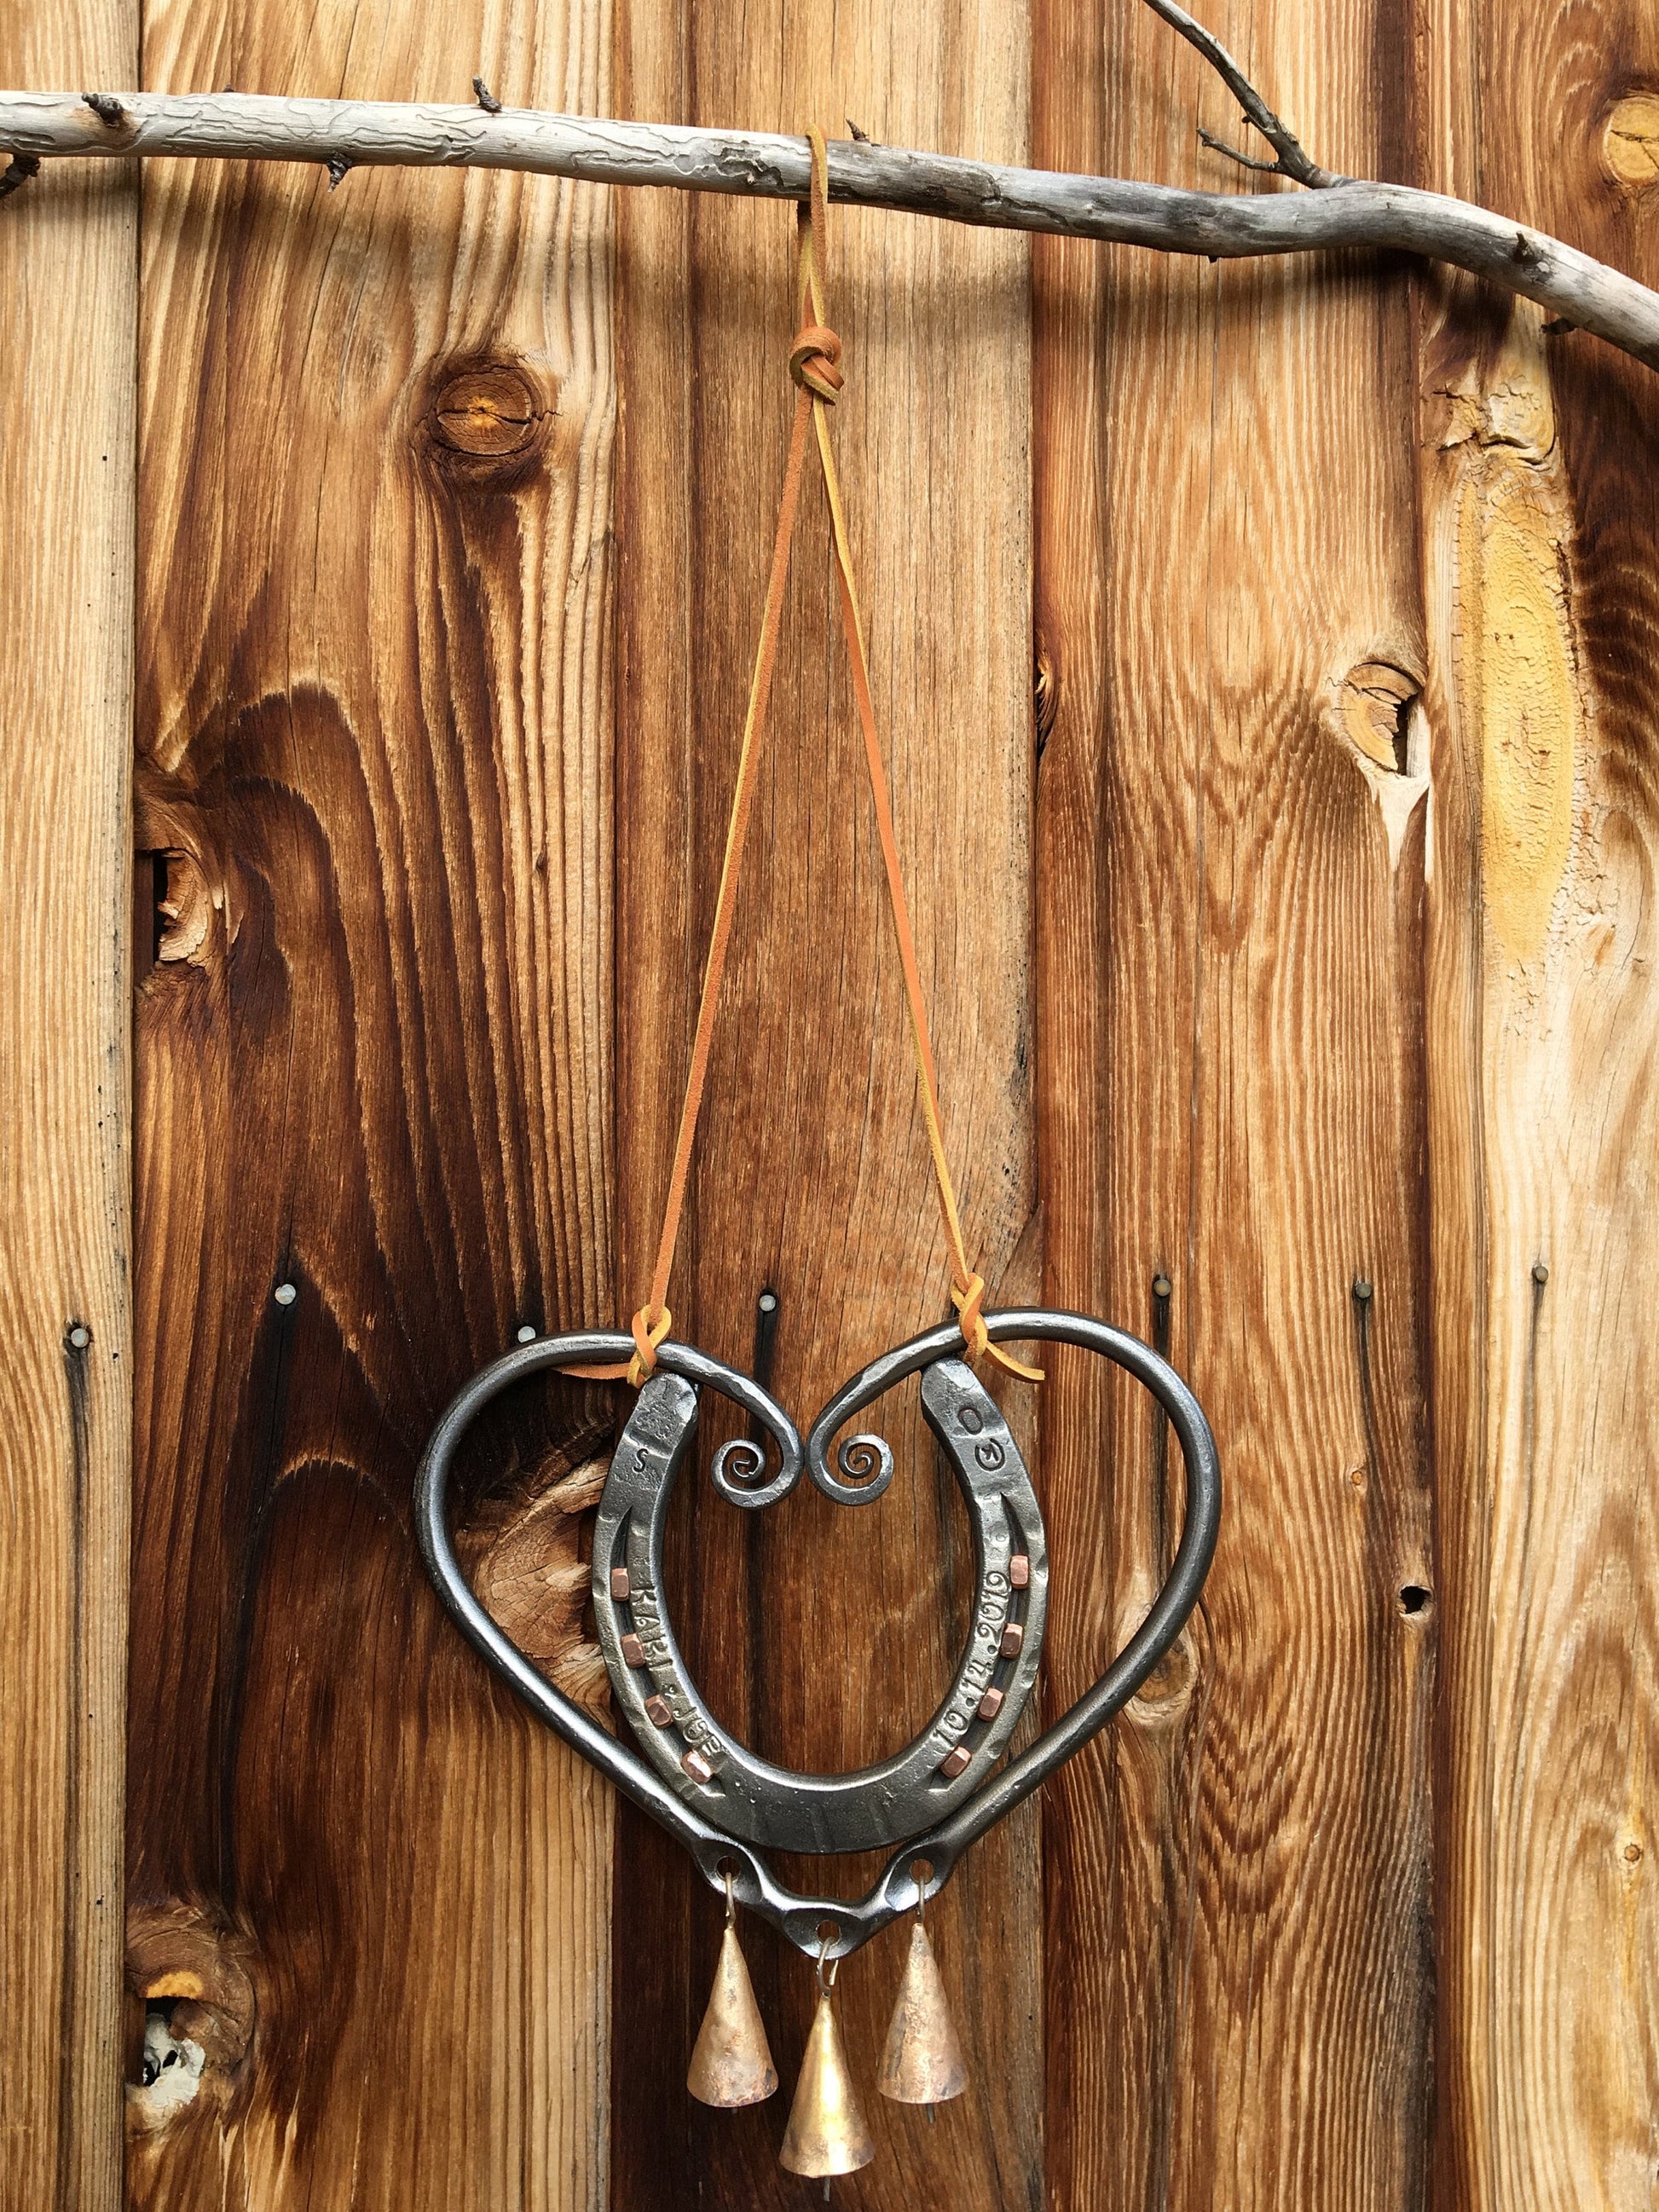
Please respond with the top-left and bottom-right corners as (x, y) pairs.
(415, 1306), (1221, 1960)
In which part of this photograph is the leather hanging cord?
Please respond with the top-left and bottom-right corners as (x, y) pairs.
(581, 125), (1040, 1389)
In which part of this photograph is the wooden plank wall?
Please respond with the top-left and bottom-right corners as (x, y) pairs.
(0, 2), (136, 2209)
(0, 0), (1653, 2204)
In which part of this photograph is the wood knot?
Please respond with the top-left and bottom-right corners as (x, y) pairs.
(1604, 93), (1659, 189)
(460, 1445), (612, 1713)
(1338, 661), (1419, 776)
(1033, 638), (1058, 757)
(125, 1904), (256, 2134)
(429, 362), (545, 457)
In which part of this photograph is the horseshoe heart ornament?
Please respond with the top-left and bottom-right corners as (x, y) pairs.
(415, 1304), (1220, 1959)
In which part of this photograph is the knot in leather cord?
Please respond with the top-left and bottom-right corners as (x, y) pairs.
(953, 1271), (1044, 1383)
(952, 1273), (990, 1360)
(627, 1303), (673, 1388)
(789, 322), (844, 401)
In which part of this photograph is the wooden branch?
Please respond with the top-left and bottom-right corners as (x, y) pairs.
(1139, 0), (1344, 186)
(2, 90), (1656, 371)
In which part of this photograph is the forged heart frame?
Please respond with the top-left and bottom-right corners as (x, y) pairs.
(414, 1307), (1221, 1961)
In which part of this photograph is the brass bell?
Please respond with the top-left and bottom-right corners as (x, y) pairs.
(687, 1881), (777, 2108)
(779, 1951), (875, 2180)
(878, 1916), (968, 2105)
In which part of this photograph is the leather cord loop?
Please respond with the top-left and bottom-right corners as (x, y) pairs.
(603, 121), (1042, 1391)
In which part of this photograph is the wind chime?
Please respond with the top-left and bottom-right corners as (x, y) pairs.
(417, 129), (1221, 2185)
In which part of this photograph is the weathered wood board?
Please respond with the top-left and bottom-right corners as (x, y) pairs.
(609, 3), (1040, 2205)
(124, 0), (616, 2203)
(0, 3), (136, 2209)
(1033, 3), (1439, 2204)
(1419, 2), (1659, 2201)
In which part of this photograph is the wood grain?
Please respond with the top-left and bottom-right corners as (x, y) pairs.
(124, 0), (616, 2203)
(0, 1), (135, 2207)
(1418, 0), (1659, 2200)
(610, 3), (1038, 2204)
(1033, 2), (1438, 2203)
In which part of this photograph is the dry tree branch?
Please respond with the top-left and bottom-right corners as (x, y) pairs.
(0, 1), (1656, 374)
(1139, 0), (1344, 187)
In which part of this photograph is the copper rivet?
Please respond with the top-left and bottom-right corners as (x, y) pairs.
(645, 1695), (673, 1726)
(621, 1632), (647, 1667)
(1009, 1554), (1030, 1590)
(939, 1746), (971, 1781)
(610, 1567), (631, 1602)
(977, 1686), (1004, 1722)
(1000, 1622), (1025, 1658)
(682, 1747), (714, 1784)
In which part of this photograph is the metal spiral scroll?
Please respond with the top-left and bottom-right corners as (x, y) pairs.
(415, 1307), (1221, 1959)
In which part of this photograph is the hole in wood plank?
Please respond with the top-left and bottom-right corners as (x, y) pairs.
(1399, 1584), (1431, 1616)
(126, 2001), (207, 2131)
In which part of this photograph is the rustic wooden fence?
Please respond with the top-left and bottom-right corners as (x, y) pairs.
(3, 0), (1656, 2205)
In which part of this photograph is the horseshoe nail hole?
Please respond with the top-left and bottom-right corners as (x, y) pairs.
(815, 1920), (841, 1948)
(909, 1857), (934, 1888)
(1399, 1584), (1431, 1617)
